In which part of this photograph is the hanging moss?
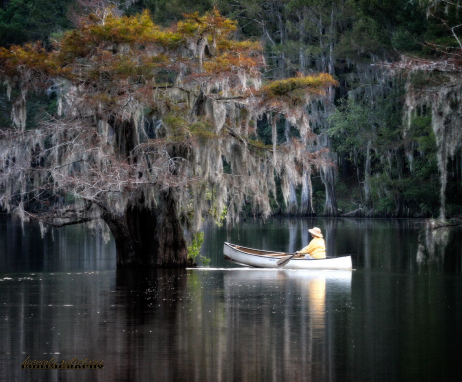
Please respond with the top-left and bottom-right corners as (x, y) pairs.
(0, 7), (337, 268)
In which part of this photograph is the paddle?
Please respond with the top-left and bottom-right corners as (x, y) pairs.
(276, 253), (296, 268)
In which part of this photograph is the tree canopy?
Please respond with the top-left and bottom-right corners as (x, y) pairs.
(0, 7), (337, 267)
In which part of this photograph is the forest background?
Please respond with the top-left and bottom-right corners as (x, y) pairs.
(1, 0), (461, 219)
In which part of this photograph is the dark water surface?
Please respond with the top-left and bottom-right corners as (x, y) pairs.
(1, 216), (462, 381)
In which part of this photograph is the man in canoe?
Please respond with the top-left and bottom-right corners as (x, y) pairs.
(295, 227), (326, 259)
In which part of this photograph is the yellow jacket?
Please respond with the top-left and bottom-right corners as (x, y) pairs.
(298, 237), (326, 259)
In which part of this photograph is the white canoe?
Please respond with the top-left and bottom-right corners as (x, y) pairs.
(223, 242), (353, 270)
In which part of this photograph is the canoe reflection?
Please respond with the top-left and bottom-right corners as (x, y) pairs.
(222, 268), (352, 286)
(222, 269), (352, 381)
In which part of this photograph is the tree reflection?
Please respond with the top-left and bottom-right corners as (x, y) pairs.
(416, 219), (462, 273)
(220, 270), (351, 381)
(104, 268), (351, 381)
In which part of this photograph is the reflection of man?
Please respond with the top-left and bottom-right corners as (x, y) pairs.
(295, 227), (326, 259)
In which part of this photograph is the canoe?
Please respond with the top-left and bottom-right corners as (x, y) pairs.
(223, 242), (353, 270)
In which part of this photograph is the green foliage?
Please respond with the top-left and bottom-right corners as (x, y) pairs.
(352, 0), (462, 58)
(327, 83), (442, 217)
(444, 154), (462, 216)
(0, 82), (60, 129)
(391, 28), (421, 52)
(327, 97), (371, 152)
(189, 120), (217, 142)
(334, 177), (363, 213)
(255, 115), (290, 148)
(187, 231), (203, 259)
(205, 187), (228, 226)
(125, 0), (214, 26)
(0, 0), (72, 47)
(187, 232), (210, 266)
(408, 71), (452, 90)
(368, 109), (439, 216)
(0, 83), (11, 126)
(313, 190), (326, 215)
(336, 15), (389, 61)
(421, 1), (462, 56)
(163, 114), (189, 142)
(25, 92), (60, 130)
(349, 0), (428, 56)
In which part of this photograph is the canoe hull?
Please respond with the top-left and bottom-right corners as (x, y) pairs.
(223, 242), (352, 270)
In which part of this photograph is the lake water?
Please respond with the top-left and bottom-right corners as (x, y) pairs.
(1, 216), (461, 381)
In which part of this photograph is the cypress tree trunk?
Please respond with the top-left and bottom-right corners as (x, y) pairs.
(320, 165), (338, 216)
(102, 191), (188, 268)
(364, 139), (372, 204)
(318, 134), (338, 216)
(300, 167), (314, 215)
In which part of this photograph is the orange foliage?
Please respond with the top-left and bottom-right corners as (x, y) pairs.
(176, 9), (237, 38)
(0, 7), (337, 117)
(261, 73), (338, 99)
(257, 73), (339, 111)
(203, 53), (263, 76)
(0, 42), (62, 79)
